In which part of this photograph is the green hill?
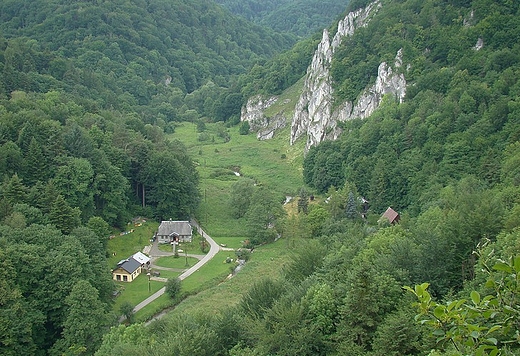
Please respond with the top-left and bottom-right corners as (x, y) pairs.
(1, 0), (520, 355)
(0, 0), (295, 116)
(215, 0), (350, 37)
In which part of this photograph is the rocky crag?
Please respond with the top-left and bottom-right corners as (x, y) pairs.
(241, 0), (407, 150)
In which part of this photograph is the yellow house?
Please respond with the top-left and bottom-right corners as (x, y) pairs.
(112, 257), (142, 282)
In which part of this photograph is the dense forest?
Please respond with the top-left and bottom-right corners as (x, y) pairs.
(215, 0), (350, 37)
(1, 0), (520, 355)
(0, 0), (296, 123)
(0, 1), (298, 355)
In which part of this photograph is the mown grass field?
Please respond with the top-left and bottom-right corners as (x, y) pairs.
(154, 255), (199, 269)
(107, 220), (158, 268)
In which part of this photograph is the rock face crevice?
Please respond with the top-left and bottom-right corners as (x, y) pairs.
(241, 0), (407, 150)
(291, 0), (406, 151)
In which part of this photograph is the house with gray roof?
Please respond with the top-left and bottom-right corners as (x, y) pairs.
(156, 220), (193, 243)
(112, 257), (143, 282)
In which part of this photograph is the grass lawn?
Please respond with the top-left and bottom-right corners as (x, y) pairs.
(151, 269), (180, 280)
(157, 238), (207, 254)
(134, 293), (173, 322)
(154, 255), (199, 269)
(181, 251), (236, 294)
(112, 273), (164, 313)
(211, 236), (246, 249)
(134, 251), (236, 323)
(107, 221), (159, 268)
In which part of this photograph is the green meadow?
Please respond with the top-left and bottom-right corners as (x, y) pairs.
(112, 82), (306, 322)
(107, 221), (159, 268)
(163, 238), (292, 318)
(170, 90), (305, 241)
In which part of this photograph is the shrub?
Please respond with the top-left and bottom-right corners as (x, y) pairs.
(165, 278), (181, 299)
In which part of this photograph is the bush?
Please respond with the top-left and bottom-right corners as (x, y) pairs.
(235, 248), (251, 262)
(119, 302), (134, 324)
(239, 121), (250, 135)
(165, 278), (181, 299)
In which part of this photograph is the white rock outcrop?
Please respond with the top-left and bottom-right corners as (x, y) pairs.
(240, 95), (287, 140)
(241, 0), (408, 150)
(291, 0), (407, 151)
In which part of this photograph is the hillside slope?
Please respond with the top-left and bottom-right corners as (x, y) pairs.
(215, 0), (350, 37)
(0, 0), (295, 119)
(96, 1), (520, 354)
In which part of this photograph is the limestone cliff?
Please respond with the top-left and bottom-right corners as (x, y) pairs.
(240, 95), (287, 140)
(291, 0), (406, 151)
(241, 0), (407, 150)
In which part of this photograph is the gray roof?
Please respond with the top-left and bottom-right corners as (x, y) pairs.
(157, 221), (192, 236)
(117, 257), (142, 274)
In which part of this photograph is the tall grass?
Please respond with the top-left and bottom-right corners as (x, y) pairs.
(171, 120), (305, 240)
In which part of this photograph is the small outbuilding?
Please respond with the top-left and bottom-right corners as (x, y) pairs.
(380, 207), (400, 225)
(156, 220), (193, 243)
(132, 251), (150, 266)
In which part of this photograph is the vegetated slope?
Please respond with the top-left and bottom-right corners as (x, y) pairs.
(96, 1), (520, 355)
(215, 0), (350, 37)
(304, 0), (520, 214)
(0, 0), (296, 120)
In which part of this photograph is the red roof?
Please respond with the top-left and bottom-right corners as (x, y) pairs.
(381, 207), (400, 224)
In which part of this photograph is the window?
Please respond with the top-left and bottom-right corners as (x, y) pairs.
(116, 275), (121, 281)
(123, 275), (128, 282)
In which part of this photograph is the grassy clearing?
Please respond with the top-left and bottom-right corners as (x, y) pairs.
(154, 255), (199, 269)
(171, 121), (305, 238)
(151, 269), (180, 280)
(117, 89), (307, 321)
(134, 293), (173, 322)
(107, 221), (158, 268)
(211, 236), (245, 249)
(112, 273), (164, 312)
(151, 99), (307, 319)
(134, 251), (238, 323)
(180, 251), (236, 293)
(162, 238), (292, 318)
(108, 221), (159, 315)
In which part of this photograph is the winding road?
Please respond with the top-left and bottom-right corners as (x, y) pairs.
(131, 220), (220, 314)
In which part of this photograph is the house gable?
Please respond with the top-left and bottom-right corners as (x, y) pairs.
(380, 207), (400, 224)
(156, 220), (192, 243)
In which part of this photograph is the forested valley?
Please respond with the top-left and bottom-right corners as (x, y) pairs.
(1, 0), (520, 355)
(214, 0), (350, 37)
(0, 0), (295, 354)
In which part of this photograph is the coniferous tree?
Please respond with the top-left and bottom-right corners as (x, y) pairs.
(24, 137), (47, 185)
(297, 187), (309, 214)
(48, 195), (81, 235)
(345, 191), (358, 220)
